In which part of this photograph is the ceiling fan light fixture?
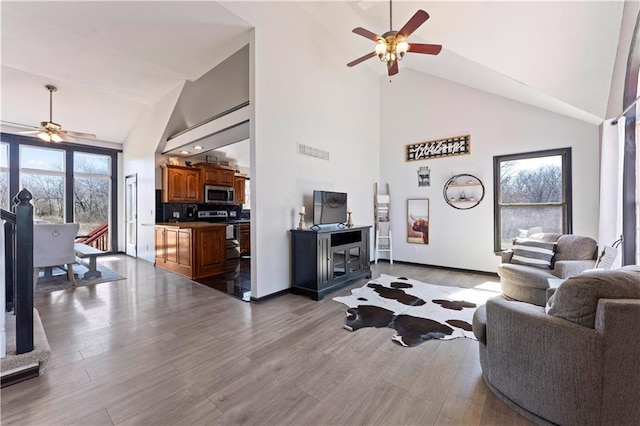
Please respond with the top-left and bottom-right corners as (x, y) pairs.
(375, 42), (387, 60)
(37, 131), (51, 142)
(396, 41), (409, 59)
(347, 2), (441, 77)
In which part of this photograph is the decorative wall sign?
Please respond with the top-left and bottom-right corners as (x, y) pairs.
(407, 198), (429, 244)
(406, 134), (470, 162)
(417, 166), (430, 187)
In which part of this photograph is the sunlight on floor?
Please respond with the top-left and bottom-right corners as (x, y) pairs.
(447, 281), (502, 304)
(474, 281), (502, 293)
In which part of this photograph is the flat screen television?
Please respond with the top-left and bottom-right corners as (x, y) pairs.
(313, 190), (347, 225)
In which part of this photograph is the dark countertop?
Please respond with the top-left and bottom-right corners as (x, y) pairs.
(156, 220), (250, 228)
(155, 222), (228, 229)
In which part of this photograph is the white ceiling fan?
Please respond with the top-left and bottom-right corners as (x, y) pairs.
(13, 85), (97, 143)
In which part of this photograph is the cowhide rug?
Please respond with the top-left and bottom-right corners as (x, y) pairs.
(333, 274), (500, 347)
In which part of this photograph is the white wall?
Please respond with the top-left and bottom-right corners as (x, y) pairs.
(122, 83), (184, 263)
(380, 69), (600, 273)
(224, 2), (380, 298)
(163, 45), (250, 139)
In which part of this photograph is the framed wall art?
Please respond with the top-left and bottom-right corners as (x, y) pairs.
(407, 198), (429, 244)
(406, 134), (470, 162)
(417, 166), (430, 187)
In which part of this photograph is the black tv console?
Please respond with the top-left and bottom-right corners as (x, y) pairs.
(290, 225), (372, 300)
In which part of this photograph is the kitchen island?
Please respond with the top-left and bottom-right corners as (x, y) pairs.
(155, 222), (227, 279)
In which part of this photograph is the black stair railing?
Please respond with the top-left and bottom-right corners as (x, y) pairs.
(1, 189), (34, 354)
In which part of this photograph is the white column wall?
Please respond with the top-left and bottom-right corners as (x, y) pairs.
(224, 2), (380, 298)
(122, 84), (183, 263)
(380, 69), (600, 272)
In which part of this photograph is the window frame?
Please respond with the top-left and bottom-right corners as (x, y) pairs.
(493, 147), (573, 253)
(0, 142), (9, 209)
(1, 132), (120, 252)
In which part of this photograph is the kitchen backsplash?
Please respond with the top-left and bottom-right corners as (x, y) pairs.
(156, 190), (244, 222)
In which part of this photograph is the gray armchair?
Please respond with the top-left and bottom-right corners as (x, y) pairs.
(498, 233), (597, 306)
(473, 266), (640, 425)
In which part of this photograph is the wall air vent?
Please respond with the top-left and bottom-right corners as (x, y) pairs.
(297, 143), (330, 161)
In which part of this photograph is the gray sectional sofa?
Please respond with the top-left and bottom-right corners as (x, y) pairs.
(474, 266), (640, 425)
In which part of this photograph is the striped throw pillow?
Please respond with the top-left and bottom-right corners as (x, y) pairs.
(511, 238), (556, 269)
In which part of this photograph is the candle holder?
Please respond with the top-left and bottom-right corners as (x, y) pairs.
(298, 212), (306, 230)
(346, 211), (354, 227)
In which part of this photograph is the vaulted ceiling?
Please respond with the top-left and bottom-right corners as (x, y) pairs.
(1, 1), (626, 146)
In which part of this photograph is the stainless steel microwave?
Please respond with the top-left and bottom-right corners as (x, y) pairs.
(204, 185), (235, 204)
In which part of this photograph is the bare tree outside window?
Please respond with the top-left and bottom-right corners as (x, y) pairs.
(22, 173), (64, 223)
(74, 153), (111, 243)
(19, 145), (65, 223)
(494, 148), (572, 252)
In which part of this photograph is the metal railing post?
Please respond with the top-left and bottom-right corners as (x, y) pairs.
(13, 189), (33, 354)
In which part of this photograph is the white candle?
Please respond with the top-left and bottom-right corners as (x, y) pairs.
(348, 206), (352, 214)
(300, 206), (306, 214)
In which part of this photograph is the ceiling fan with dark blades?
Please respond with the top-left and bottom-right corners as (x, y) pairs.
(14, 85), (97, 143)
(347, 0), (442, 77)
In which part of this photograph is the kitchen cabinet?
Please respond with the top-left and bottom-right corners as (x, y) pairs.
(196, 163), (235, 187)
(290, 225), (371, 300)
(234, 175), (246, 204)
(239, 223), (250, 255)
(155, 223), (226, 279)
(161, 164), (202, 203)
(155, 226), (193, 277)
(194, 226), (226, 277)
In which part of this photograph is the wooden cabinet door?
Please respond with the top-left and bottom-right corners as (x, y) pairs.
(195, 227), (225, 277)
(177, 229), (192, 267)
(219, 169), (235, 187)
(184, 169), (202, 202)
(155, 226), (166, 266)
(165, 228), (179, 264)
(167, 168), (185, 202)
(202, 168), (219, 185)
(234, 177), (246, 204)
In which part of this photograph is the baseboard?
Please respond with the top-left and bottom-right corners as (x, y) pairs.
(371, 259), (498, 278)
(250, 288), (290, 303)
(1, 364), (40, 388)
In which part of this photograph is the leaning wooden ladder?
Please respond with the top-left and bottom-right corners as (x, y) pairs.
(374, 183), (393, 264)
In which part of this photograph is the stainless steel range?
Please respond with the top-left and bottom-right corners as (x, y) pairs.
(197, 210), (240, 259)
(197, 210), (228, 221)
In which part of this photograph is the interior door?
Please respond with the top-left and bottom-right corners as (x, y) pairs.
(125, 174), (137, 257)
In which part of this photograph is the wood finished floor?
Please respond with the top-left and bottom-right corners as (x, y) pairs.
(1, 256), (532, 425)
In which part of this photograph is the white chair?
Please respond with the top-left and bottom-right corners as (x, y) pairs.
(33, 223), (80, 287)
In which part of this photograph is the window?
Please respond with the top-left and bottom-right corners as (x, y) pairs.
(244, 178), (251, 210)
(74, 152), (111, 247)
(0, 142), (8, 210)
(20, 145), (65, 223)
(493, 148), (572, 252)
(2, 133), (119, 252)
